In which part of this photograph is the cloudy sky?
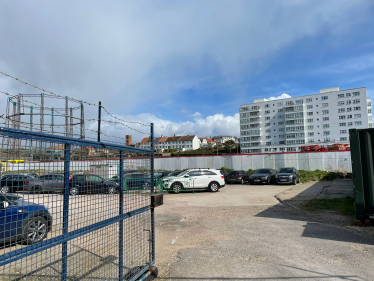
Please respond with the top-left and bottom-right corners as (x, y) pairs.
(0, 1), (373, 142)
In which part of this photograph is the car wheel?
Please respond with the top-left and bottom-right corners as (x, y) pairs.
(240, 178), (244, 185)
(172, 183), (182, 194)
(70, 187), (79, 195)
(0, 186), (9, 193)
(142, 182), (150, 190)
(292, 178), (297, 185)
(209, 182), (219, 192)
(33, 186), (41, 194)
(108, 186), (117, 194)
(297, 177), (300, 184)
(22, 216), (48, 245)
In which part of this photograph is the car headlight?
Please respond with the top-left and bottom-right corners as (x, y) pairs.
(289, 175), (293, 179)
(261, 176), (267, 180)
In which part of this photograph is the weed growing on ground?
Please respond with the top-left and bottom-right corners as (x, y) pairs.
(303, 196), (355, 215)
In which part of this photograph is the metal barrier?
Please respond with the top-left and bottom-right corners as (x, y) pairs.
(0, 126), (159, 280)
(349, 128), (374, 225)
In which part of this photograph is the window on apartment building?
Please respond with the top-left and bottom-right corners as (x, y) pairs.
(309, 139), (315, 143)
(307, 119), (313, 123)
(347, 107), (352, 112)
(265, 104), (270, 108)
(296, 140), (305, 144)
(279, 143), (285, 146)
(353, 99), (360, 104)
(321, 96), (328, 100)
(337, 94), (344, 98)
(339, 115), (346, 119)
(338, 108), (345, 113)
(279, 128), (284, 131)
(346, 100), (351, 105)
(325, 138), (331, 142)
(308, 132), (314, 136)
(338, 101), (345, 106)
(369, 109), (372, 113)
(347, 115), (352, 119)
(307, 112), (313, 116)
(346, 93), (351, 97)
(339, 123), (346, 126)
(354, 106), (361, 111)
(323, 131), (330, 135)
(265, 136), (271, 139)
(265, 117), (270, 120)
(307, 105), (313, 109)
(322, 110), (329, 114)
(266, 142), (271, 146)
(279, 135), (285, 138)
(370, 123), (373, 128)
(278, 109), (283, 112)
(340, 130), (347, 134)
(266, 129), (271, 133)
(306, 98), (312, 103)
(355, 121), (362, 126)
(278, 102), (283, 106)
(353, 92), (360, 96)
(278, 115), (283, 119)
(287, 140), (296, 145)
(340, 137), (348, 141)
(265, 123), (270, 126)
(323, 117), (329, 121)
(322, 103), (328, 107)
(278, 122), (284, 125)
(323, 124), (329, 128)
(348, 122), (353, 126)
(265, 110), (270, 114)
(368, 101), (372, 106)
(295, 99), (303, 104)
(354, 114), (361, 118)
(370, 116), (373, 121)
(286, 101), (294, 106)
(307, 125), (314, 130)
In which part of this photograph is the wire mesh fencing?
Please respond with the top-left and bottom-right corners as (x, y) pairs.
(0, 126), (156, 280)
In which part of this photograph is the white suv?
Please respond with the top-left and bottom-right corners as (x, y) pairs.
(163, 169), (225, 193)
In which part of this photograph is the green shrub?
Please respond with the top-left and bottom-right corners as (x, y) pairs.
(247, 169), (256, 175)
(220, 167), (233, 172)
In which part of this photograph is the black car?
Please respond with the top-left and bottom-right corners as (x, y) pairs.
(112, 173), (151, 190)
(154, 171), (170, 179)
(219, 170), (229, 183)
(249, 169), (277, 184)
(276, 167), (300, 185)
(0, 174), (34, 193)
(69, 174), (119, 195)
(227, 170), (249, 184)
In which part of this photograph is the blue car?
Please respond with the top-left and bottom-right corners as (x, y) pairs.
(0, 194), (52, 245)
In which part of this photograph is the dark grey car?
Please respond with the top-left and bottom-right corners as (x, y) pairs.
(227, 170), (249, 184)
(249, 169), (277, 184)
(276, 167), (300, 185)
(25, 174), (65, 193)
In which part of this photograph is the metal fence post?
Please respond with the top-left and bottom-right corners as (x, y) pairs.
(119, 151), (124, 280)
(98, 101), (101, 142)
(150, 123), (155, 263)
(62, 143), (71, 281)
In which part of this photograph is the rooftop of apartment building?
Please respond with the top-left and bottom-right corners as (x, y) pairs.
(140, 135), (196, 143)
(240, 86), (367, 107)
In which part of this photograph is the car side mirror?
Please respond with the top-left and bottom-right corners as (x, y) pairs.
(1, 201), (9, 210)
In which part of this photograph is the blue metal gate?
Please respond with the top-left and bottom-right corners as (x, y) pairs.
(0, 125), (157, 280)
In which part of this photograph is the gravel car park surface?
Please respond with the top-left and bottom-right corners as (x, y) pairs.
(155, 183), (374, 280)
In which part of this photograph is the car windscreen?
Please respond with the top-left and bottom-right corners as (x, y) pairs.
(278, 168), (293, 173)
(177, 170), (189, 176)
(228, 171), (239, 175)
(168, 172), (180, 176)
(154, 172), (163, 176)
(255, 169), (270, 174)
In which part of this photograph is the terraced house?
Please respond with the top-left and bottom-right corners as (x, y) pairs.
(240, 87), (372, 154)
(140, 135), (200, 151)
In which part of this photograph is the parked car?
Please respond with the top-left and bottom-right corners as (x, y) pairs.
(163, 169), (225, 193)
(112, 173), (151, 190)
(0, 194), (52, 244)
(219, 170), (229, 183)
(275, 167), (300, 185)
(249, 169), (277, 184)
(24, 173), (66, 193)
(69, 174), (119, 195)
(0, 174), (35, 193)
(154, 171), (170, 179)
(227, 170), (250, 184)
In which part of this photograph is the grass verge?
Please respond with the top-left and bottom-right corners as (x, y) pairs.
(303, 196), (355, 216)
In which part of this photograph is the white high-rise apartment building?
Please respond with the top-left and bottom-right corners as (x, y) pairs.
(240, 87), (372, 153)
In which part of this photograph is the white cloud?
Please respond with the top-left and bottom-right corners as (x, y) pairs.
(90, 112), (239, 143)
(190, 112), (201, 118)
(316, 54), (374, 74)
(266, 93), (292, 101)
